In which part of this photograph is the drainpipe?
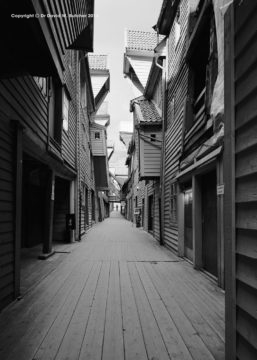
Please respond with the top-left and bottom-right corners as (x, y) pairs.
(155, 45), (167, 246)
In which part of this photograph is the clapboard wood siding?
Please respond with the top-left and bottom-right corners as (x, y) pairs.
(90, 128), (107, 156)
(61, 51), (78, 169)
(0, 77), (48, 145)
(139, 129), (162, 178)
(225, 1), (257, 358)
(0, 119), (15, 310)
(163, 0), (189, 252)
(80, 104), (95, 231)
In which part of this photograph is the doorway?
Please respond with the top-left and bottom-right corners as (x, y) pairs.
(21, 154), (46, 248)
(148, 195), (154, 232)
(202, 170), (217, 276)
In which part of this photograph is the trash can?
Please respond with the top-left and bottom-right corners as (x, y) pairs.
(66, 213), (76, 231)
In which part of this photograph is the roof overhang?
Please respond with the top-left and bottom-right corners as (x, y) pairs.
(154, 0), (180, 36)
(83, 55), (95, 113)
(185, 0), (212, 61)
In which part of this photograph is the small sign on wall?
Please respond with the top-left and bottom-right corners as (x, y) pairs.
(134, 207), (141, 215)
(217, 184), (224, 196)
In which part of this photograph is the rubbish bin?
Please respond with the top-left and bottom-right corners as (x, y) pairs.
(66, 213), (76, 231)
(136, 214), (141, 227)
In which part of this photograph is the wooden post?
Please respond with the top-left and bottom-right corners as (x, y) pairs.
(217, 157), (225, 289)
(13, 121), (23, 298)
(41, 169), (55, 256)
(192, 175), (202, 269)
(224, 4), (236, 359)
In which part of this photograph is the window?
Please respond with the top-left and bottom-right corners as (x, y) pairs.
(170, 182), (177, 223)
(150, 134), (156, 142)
(95, 131), (100, 140)
(174, 7), (181, 48)
(63, 91), (69, 132)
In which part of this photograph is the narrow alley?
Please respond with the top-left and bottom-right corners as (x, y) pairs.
(0, 212), (224, 360)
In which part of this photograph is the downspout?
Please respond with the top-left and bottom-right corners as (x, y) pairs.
(155, 47), (167, 246)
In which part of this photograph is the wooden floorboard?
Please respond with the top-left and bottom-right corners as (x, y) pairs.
(0, 212), (225, 360)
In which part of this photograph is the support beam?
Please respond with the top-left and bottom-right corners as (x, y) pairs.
(217, 157), (225, 289)
(13, 121), (23, 298)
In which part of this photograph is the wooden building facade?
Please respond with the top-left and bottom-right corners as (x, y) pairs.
(88, 55), (110, 221)
(224, 1), (257, 358)
(0, 1), (97, 310)
(122, 30), (163, 240)
(155, 0), (227, 287)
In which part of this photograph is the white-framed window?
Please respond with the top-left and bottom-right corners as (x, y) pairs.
(175, 6), (181, 48)
(95, 131), (100, 140)
(63, 91), (69, 132)
(170, 181), (177, 224)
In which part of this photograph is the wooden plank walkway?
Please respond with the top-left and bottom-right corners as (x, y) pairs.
(0, 211), (225, 360)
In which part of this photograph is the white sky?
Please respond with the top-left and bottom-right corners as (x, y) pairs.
(93, 0), (163, 173)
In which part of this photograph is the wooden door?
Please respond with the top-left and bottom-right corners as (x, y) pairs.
(148, 195), (154, 231)
(184, 188), (193, 260)
(202, 171), (217, 276)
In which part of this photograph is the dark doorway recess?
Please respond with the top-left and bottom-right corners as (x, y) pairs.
(202, 170), (217, 277)
(21, 154), (46, 248)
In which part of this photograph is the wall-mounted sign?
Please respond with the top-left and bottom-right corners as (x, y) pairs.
(134, 207), (141, 215)
(217, 184), (224, 196)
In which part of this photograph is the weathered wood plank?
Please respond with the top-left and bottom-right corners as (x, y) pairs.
(128, 262), (171, 360)
(78, 261), (110, 360)
(135, 262), (193, 360)
(119, 261), (148, 360)
(102, 261), (124, 360)
(144, 263), (215, 360)
(54, 262), (102, 360)
(33, 261), (95, 360)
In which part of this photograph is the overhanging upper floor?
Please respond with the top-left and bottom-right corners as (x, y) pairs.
(0, 0), (94, 79)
